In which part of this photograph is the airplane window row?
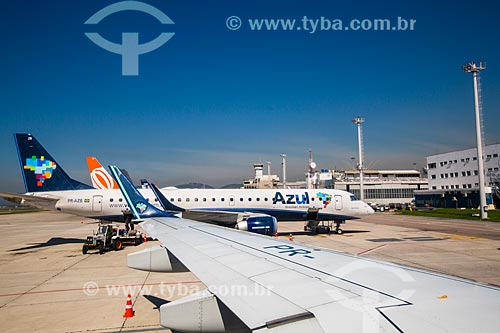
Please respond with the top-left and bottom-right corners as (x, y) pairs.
(109, 198), (158, 202)
(108, 196), (321, 204)
(166, 197), (318, 203)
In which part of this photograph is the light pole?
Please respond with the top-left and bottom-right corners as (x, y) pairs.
(462, 61), (487, 219)
(352, 117), (365, 201)
(266, 161), (271, 188)
(280, 154), (287, 189)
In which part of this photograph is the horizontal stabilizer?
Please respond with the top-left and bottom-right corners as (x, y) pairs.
(0, 191), (58, 210)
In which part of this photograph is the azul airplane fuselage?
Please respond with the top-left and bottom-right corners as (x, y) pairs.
(30, 188), (374, 221)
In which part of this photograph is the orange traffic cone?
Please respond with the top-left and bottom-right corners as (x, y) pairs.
(143, 233), (147, 243)
(123, 294), (135, 318)
(274, 232), (278, 238)
(289, 233), (294, 241)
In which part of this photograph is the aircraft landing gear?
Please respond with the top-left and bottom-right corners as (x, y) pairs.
(333, 220), (343, 235)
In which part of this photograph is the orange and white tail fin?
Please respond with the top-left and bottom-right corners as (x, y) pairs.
(86, 156), (118, 189)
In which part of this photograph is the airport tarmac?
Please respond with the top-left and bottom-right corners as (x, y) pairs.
(0, 211), (499, 332)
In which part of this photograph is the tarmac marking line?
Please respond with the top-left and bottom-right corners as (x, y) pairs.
(358, 244), (387, 256)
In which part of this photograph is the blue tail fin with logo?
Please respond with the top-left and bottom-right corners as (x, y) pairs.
(108, 165), (174, 219)
(15, 133), (93, 192)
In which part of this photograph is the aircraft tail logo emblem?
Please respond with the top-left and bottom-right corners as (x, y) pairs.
(24, 156), (57, 187)
(86, 157), (118, 189)
(136, 202), (147, 213)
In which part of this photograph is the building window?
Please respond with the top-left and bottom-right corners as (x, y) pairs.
(474, 170), (478, 175)
(473, 157), (477, 161)
(455, 172), (458, 177)
(431, 175), (436, 179)
(462, 171), (466, 176)
(428, 163), (436, 169)
(463, 184), (467, 188)
(467, 184), (472, 188)
(467, 171), (471, 176)
(461, 159), (465, 162)
(432, 186), (437, 190)
(493, 153), (498, 158)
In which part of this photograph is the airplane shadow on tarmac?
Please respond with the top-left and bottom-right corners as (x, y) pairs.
(9, 237), (84, 252)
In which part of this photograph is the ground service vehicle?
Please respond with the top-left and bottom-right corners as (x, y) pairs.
(82, 223), (143, 254)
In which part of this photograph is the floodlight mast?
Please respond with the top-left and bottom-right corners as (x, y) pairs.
(352, 117), (365, 201)
(280, 154), (287, 189)
(462, 61), (487, 219)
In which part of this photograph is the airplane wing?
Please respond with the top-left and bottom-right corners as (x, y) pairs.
(109, 165), (500, 332)
(137, 216), (500, 332)
(0, 191), (58, 210)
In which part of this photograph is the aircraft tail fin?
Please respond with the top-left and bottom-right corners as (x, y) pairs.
(149, 182), (185, 212)
(86, 157), (119, 189)
(108, 165), (174, 219)
(15, 133), (92, 193)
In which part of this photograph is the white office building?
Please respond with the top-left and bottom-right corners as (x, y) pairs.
(415, 144), (499, 208)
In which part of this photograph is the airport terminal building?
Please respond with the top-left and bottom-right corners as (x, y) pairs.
(334, 170), (428, 207)
(415, 144), (499, 208)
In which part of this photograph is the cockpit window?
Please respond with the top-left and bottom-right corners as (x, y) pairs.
(350, 195), (359, 201)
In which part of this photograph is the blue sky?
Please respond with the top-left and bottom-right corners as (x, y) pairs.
(1, 0), (500, 192)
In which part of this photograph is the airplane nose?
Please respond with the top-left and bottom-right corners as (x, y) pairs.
(366, 204), (375, 214)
